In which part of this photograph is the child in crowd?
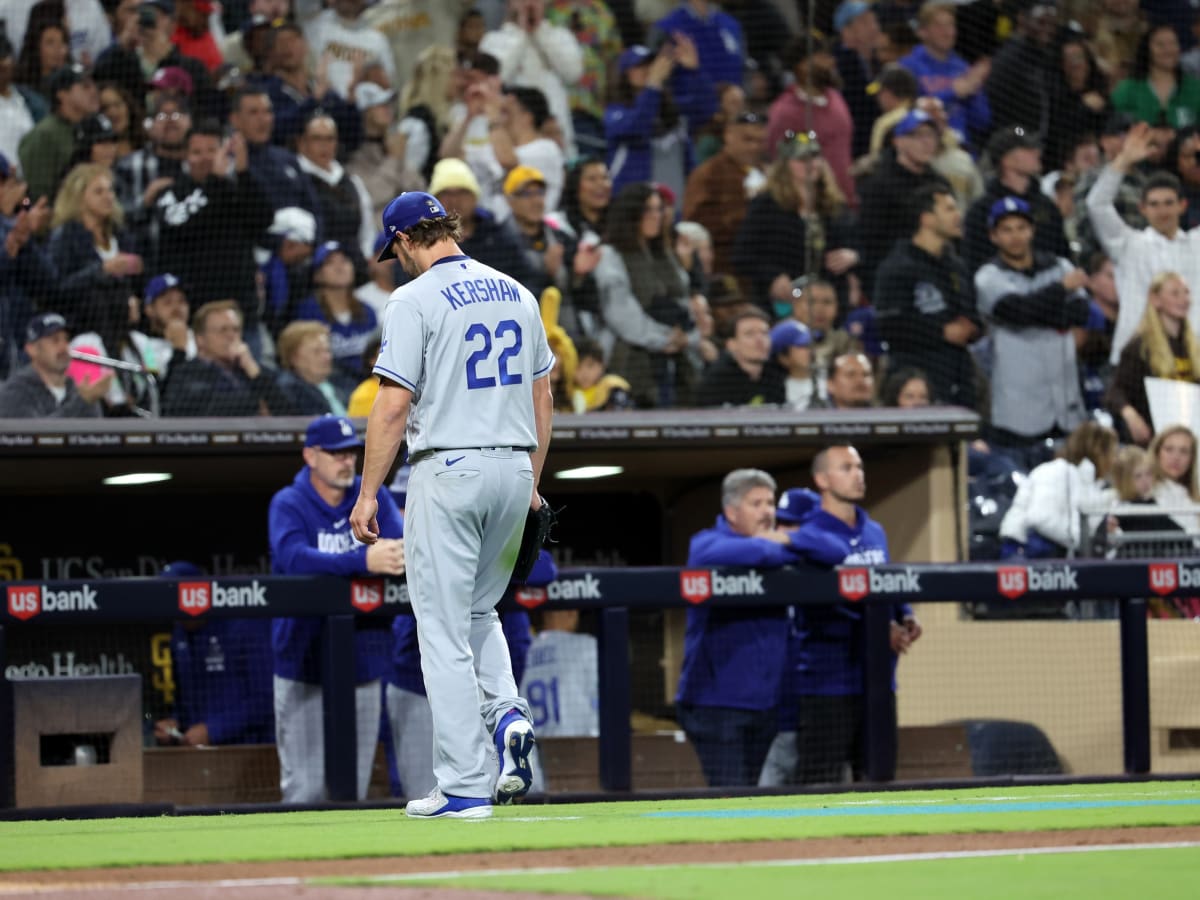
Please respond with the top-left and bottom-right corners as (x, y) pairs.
(572, 337), (633, 412)
(768, 320), (823, 410)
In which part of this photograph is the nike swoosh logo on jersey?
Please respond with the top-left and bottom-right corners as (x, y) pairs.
(446, 455), (466, 466)
(333, 518), (346, 527)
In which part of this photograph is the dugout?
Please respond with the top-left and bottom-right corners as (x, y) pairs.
(0, 407), (974, 573)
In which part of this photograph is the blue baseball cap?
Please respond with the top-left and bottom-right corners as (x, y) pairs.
(25, 311), (68, 343)
(0, 151), (11, 180)
(987, 196), (1034, 230)
(776, 487), (820, 525)
(372, 230), (392, 257)
(304, 415), (363, 451)
(833, 0), (871, 32)
(161, 560), (204, 577)
(378, 191), (448, 261)
(893, 108), (936, 138)
(313, 240), (347, 270)
(769, 320), (812, 358)
(619, 45), (653, 73)
(144, 272), (182, 305)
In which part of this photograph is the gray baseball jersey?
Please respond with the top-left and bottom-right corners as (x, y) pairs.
(373, 254), (554, 453)
(375, 251), (550, 800)
(520, 632), (600, 738)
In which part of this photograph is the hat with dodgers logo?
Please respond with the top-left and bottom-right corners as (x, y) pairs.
(144, 272), (182, 306)
(775, 488), (820, 525)
(305, 415), (364, 451)
(987, 196), (1033, 230)
(377, 191), (449, 261)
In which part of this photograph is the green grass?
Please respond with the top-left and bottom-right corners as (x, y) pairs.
(0, 781), (1197, 872)
(384, 847), (1200, 900)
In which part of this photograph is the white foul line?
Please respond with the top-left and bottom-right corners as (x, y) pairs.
(5, 840), (1199, 893)
(350, 840), (1200, 883)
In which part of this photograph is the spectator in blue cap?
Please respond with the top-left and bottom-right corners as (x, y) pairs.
(604, 36), (713, 201)
(769, 319), (823, 410)
(962, 125), (1069, 272)
(128, 272), (195, 388)
(856, 107), (951, 288)
(975, 194), (1095, 469)
(0, 312), (109, 417)
(294, 240), (379, 385)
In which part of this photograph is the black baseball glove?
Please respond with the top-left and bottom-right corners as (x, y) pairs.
(512, 497), (558, 582)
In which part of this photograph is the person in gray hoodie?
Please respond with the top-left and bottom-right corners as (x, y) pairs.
(0, 312), (108, 417)
(974, 196), (1097, 470)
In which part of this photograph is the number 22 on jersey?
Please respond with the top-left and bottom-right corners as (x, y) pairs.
(465, 319), (523, 389)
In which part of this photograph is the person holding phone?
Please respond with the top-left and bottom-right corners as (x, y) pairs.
(604, 37), (712, 203)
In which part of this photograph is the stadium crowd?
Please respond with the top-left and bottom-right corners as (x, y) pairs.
(3, 0), (1200, 567)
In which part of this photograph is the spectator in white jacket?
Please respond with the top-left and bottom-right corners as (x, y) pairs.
(1086, 122), (1200, 364)
(999, 421), (1118, 556)
(478, 0), (584, 157)
(1149, 424), (1200, 533)
(303, 0), (396, 100)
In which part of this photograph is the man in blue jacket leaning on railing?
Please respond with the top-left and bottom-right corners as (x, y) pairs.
(675, 467), (798, 787)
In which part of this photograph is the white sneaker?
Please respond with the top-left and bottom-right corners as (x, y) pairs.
(405, 787), (492, 819)
(494, 710), (536, 804)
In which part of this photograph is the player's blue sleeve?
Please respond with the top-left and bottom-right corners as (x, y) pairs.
(788, 524), (853, 567)
(965, 85), (991, 138)
(373, 298), (423, 391)
(687, 522), (797, 567)
(670, 65), (716, 133)
(375, 487), (404, 539)
(517, 550), (558, 586)
(502, 611), (533, 686)
(269, 491), (369, 575)
(605, 89), (664, 142)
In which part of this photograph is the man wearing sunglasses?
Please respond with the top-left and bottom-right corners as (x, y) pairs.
(269, 414), (406, 803)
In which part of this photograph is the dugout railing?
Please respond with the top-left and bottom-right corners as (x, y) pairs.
(0, 558), (1186, 807)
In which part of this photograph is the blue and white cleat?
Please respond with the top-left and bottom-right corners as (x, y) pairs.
(493, 708), (536, 804)
(405, 787), (492, 819)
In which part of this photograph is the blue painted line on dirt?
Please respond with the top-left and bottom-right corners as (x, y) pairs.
(644, 799), (1200, 819)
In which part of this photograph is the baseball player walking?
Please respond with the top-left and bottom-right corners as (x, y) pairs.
(350, 191), (555, 819)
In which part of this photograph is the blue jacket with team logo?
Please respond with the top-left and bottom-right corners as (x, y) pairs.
(675, 516), (797, 711)
(171, 617), (275, 744)
(786, 507), (911, 696)
(388, 551), (556, 695)
(269, 467), (404, 684)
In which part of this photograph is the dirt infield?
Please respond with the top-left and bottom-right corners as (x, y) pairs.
(2, 826), (1198, 898)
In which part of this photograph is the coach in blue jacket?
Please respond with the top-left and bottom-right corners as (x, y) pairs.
(786, 445), (922, 784)
(676, 467), (799, 786)
(269, 415), (406, 803)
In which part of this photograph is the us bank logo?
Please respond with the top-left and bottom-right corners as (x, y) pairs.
(0, 544), (24, 581)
